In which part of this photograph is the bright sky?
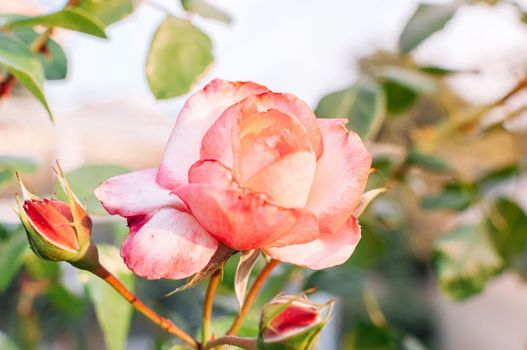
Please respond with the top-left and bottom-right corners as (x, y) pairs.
(30, 0), (527, 116)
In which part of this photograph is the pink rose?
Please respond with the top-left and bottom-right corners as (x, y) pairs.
(95, 79), (371, 280)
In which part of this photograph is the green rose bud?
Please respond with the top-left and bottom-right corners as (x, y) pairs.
(16, 166), (99, 271)
(257, 295), (332, 350)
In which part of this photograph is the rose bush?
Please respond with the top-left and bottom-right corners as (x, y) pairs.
(95, 79), (371, 280)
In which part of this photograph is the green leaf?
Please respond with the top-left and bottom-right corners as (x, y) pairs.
(421, 183), (475, 212)
(486, 198), (527, 264)
(0, 33), (53, 120)
(77, 0), (137, 26)
(405, 148), (449, 172)
(0, 228), (28, 292)
(434, 225), (504, 300)
(382, 80), (418, 114)
(5, 8), (108, 39)
(54, 164), (129, 215)
(24, 252), (60, 280)
(315, 79), (385, 139)
(83, 245), (134, 350)
(380, 66), (436, 114)
(476, 165), (522, 192)
(181, 0), (232, 24)
(146, 16), (213, 99)
(0, 155), (38, 188)
(0, 331), (19, 350)
(418, 65), (476, 76)
(47, 283), (86, 316)
(399, 3), (459, 53)
(14, 28), (68, 80)
(348, 223), (385, 268)
(346, 320), (398, 350)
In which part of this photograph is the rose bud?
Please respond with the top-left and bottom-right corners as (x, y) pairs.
(16, 168), (99, 271)
(257, 295), (332, 350)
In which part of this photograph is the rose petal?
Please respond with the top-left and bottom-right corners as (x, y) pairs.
(201, 92), (323, 167)
(306, 119), (372, 233)
(95, 169), (183, 217)
(121, 207), (218, 280)
(157, 79), (268, 189)
(187, 159), (238, 189)
(244, 151), (316, 208)
(231, 108), (313, 183)
(174, 180), (319, 251)
(265, 216), (361, 270)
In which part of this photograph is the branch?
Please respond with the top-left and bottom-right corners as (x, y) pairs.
(202, 269), (222, 347)
(226, 259), (280, 336)
(93, 264), (198, 348)
(203, 336), (257, 350)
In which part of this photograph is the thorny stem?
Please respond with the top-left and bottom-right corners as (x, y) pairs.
(202, 269), (222, 347)
(93, 264), (198, 349)
(203, 336), (257, 350)
(226, 259), (280, 336)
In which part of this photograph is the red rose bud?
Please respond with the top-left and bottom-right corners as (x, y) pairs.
(16, 168), (99, 271)
(257, 295), (332, 350)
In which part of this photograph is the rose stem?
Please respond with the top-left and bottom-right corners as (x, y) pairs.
(226, 259), (280, 336)
(201, 269), (222, 347)
(204, 336), (257, 350)
(92, 264), (198, 349)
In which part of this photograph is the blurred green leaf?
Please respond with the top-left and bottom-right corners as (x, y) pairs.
(382, 80), (418, 114)
(315, 79), (385, 139)
(347, 320), (398, 350)
(0, 156), (38, 189)
(14, 28), (68, 80)
(209, 316), (259, 338)
(24, 252), (60, 280)
(434, 225), (504, 300)
(381, 67), (436, 94)
(54, 164), (129, 215)
(78, 0), (137, 25)
(379, 66), (436, 114)
(146, 16), (213, 99)
(418, 65), (476, 76)
(0, 33), (52, 120)
(476, 165), (521, 192)
(5, 9), (107, 39)
(47, 283), (86, 316)
(0, 229), (28, 292)
(348, 223), (385, 268)
(399, 3), (459, 53)
(83, 245), (134, 350)
(366, 158), (394, 190)
(486, 198), (527, 264)
(181, 0), (231, 24)
(421, 183), (475, 212)
(405, 149), (449, 172)
(0, 331), (19, 350)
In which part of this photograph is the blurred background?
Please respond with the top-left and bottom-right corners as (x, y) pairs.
(2, 0), (527, 349)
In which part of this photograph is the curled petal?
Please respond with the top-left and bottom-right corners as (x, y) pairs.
(306, 119), (372, 233)
(157, 79), (268, 189)
(95, 169), (183, 217)
(187, 159), (238, 189)
(173, 183), (319, 251)
(244, 151), (316, 208)
(121, 208), (218, 280)
(265, 216), (361, 270)
(201, 92), (323, 167)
